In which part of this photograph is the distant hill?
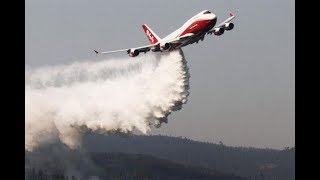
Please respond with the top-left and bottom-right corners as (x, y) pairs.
(82, 134), (295, 179)
(25, 151), (243, 180)
(92, 152), (243, 179)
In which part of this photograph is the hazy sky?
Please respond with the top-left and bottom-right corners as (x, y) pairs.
(25, 0), (294, 149)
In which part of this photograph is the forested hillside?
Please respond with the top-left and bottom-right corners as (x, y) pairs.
(83, 134), (295, 179)
(26, 151), (243, 180)
(25, 134), (294, 179)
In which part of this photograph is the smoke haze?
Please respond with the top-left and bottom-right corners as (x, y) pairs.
(25, 49), (190, 151)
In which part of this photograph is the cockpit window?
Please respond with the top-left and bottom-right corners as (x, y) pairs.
(203, 11), (211, 14)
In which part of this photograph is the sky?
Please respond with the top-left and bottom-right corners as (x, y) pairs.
(25, 0), (295, 149)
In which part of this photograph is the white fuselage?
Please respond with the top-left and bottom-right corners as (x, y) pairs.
(161, 10), (217, 42)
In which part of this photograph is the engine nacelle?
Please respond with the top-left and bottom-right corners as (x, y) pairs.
(213, 27), (224, 36)
(224, 23), (234, 31)
(128, 49), (139, 57)
(160, 43), (171, 51)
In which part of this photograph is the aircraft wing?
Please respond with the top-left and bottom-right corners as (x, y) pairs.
(94, 33), (195, 56)
(207, 12), (236, 34)
(94, 48), (128, 54)
(94, 43), (157, 56)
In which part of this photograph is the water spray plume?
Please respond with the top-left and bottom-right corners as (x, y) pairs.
(25, 49), (190, 151)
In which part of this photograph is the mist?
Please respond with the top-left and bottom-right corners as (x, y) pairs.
(25, 49), (190, 151)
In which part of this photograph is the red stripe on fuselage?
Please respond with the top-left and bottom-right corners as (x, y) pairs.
(179, 19), (216, 37)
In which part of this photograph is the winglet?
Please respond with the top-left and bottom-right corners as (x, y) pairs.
(94, 50), (99, 54)
(230, 12), (234, 17)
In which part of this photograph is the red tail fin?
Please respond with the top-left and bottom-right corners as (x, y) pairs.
(142, 24), (161, 44)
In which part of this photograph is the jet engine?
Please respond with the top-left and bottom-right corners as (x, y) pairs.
(160, 43), (172, 51)
(128, 49), (139, 57)
(224, 23), (234, 31)
(213, 27), (224, 36)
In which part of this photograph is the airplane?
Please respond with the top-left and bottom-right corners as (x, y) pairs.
(94, 10), (235, 57)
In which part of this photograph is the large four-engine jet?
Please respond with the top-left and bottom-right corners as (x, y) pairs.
(94, 10), (236, 57)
